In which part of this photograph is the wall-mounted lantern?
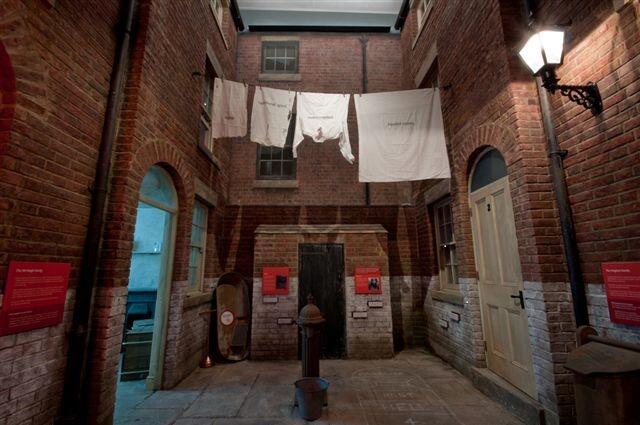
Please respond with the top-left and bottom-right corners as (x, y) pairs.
(518, 29), (603, 115)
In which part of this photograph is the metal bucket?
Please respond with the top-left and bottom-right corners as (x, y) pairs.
(294, 377), (329, 421)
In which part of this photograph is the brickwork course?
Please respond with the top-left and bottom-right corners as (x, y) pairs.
(0, 1), (638, 425)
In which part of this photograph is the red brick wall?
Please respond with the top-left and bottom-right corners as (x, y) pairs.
(403, 0), (563, 285)
(230, 33), (412, 206)
(533, 0), (640, 284)
(0, 1), (120, 423)
(222, 206), (421, 279)
(89, 1), (238, 422)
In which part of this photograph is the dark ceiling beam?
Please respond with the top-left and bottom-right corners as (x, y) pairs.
(229, 0), (245, 31)
(394, 0), (411, 30)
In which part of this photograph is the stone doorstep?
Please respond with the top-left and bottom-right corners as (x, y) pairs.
(469, 367), (546, 425)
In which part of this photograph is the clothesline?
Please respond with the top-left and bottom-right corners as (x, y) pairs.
(218, 77), (368, 97)
(212, 77), (451, 182)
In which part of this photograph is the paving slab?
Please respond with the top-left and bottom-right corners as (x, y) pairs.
(113, 350), (525, 425)
(137, 390), (201, 410)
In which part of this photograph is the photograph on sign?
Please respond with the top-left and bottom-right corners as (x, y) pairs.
(355, 267), (382, 295)
(262, 267), (290, 295)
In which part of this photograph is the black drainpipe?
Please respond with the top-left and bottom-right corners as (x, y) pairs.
(360, 35), (370, 206)
(523, 0), (590, 327)
(57, 0), (137, 423)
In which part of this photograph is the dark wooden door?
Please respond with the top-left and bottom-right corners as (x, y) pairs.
(298, 244), (345, 359)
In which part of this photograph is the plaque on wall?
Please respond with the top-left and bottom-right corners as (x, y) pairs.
(352, 311), (368, 319)
(355, 267), (382, 295)
(262, 267), (289, 296)
(601, 262), (640, 326)
(367, 300), (384, 308)
(0, 261), (71, 336)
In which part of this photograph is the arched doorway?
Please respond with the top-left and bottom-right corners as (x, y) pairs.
(119, 165), (178, 390)
(469, 148), (537, 398)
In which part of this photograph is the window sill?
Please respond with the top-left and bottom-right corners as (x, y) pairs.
(431, 290), (464, 306)
(198, 143), (222, 170)
(258, 73), (302, 83)
(183, 292), (213, 310)
(253, 179), (298, 189)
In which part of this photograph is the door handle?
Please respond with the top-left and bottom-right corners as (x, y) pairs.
(510, 291), (525, 309)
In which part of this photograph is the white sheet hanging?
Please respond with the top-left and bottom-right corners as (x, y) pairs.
(293, 92), (354, 164)
(211, 78), (248, 139)
(355, 88), (451, 182)
(250, 86), (295, 148)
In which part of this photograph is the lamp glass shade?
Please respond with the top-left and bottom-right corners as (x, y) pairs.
(519, 30), (565, 74)
(540, 30), (564, 64)
(519, 33), (545, 74)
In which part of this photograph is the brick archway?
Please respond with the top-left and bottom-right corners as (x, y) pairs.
(450, 124), (521, 279)
(89, 140), (195, 424)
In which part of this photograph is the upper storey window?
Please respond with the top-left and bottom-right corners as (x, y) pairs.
(210, 0), (227, 27)
(262, 41), (299, 74)
(416, 0), (433, 32)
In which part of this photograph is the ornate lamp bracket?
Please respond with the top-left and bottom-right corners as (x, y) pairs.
(540, 68), (603, 115)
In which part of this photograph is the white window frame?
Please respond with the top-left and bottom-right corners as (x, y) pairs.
(188, 200), (208, 294)
(412, 0), (434, 49)
(433, 197), (459, 292)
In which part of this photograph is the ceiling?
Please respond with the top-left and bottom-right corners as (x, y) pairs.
(236, 0), (405, 31)
(237, 0), (404, 14)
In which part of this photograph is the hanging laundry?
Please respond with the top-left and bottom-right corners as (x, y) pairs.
(293, 92), (354, 164)
(250, 86), (295, 148)
(355, 88), (451, 182)
(211, 78), (248, 139)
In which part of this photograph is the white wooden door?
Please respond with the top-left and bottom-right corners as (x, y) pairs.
(470, 176), (537, 397)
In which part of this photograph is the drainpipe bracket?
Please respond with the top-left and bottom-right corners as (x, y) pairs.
(549, 149), (568, 159)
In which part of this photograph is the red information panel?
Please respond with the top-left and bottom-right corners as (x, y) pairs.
(355, 267), (382, 295)
(262, 267), (289, 296)
(0, 261), (71, 336)
(601, 262), (640, 326)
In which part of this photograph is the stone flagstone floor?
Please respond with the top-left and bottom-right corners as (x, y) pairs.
(114, 350), (523, 425)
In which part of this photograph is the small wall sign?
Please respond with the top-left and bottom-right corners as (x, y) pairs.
(355, 267), (382, 295)
(262, 296), (278, 304)
(277, 318), (293, 325)
(368, 300), (384, 308)
(219, 309), (235, 326)
(262, 267), (289, 296)
(0, 261), (71, 336)
(449, 311), (461, 322)
(353, 311), (368, 319)
(601, 262), (640, 326)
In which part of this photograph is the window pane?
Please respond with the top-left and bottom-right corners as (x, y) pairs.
(275, 58), (286, 71)
(273, 147), (284, 160)
(265, 58), (275, 71)
(260, 147), (271, 159)
(445, 224), (453, 243)
(285, 47), (295, 58)
(276, 46), (286, 57)
(444, 204), (451, 223)
(285, 59), (296, 72)
(259, 161), (270, 176)
(266, 47), (276, 57)
(189, 248), (199, 267)
(283, 147), (293, 159)
(271, 162), (282, 176)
